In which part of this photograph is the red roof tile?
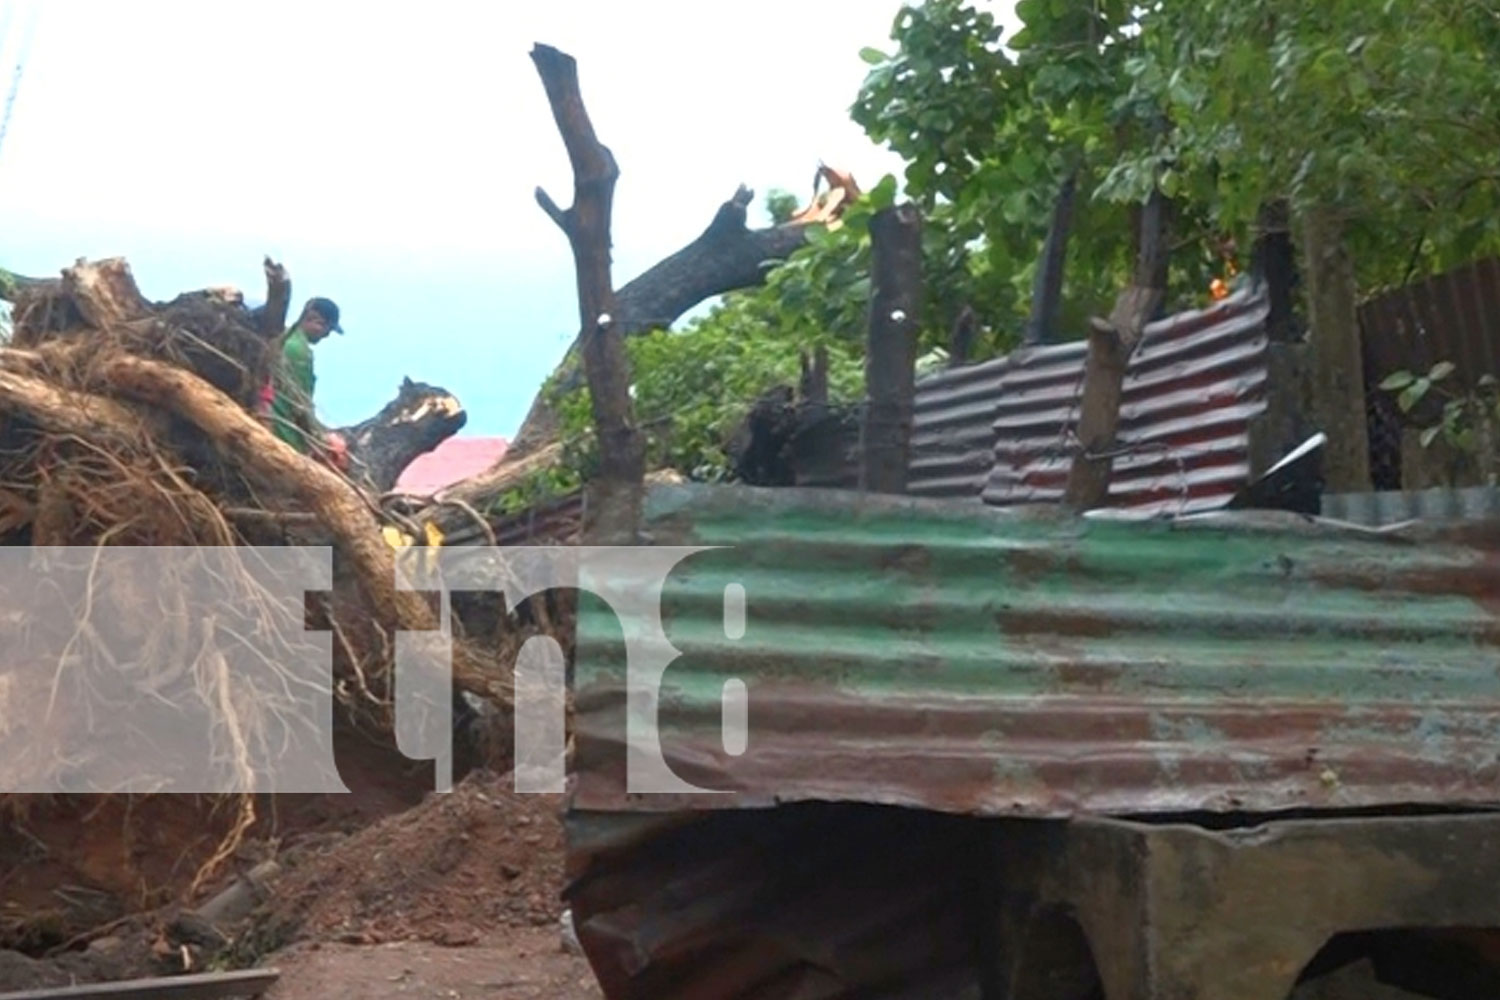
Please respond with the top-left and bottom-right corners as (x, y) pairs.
(395, 436), (508, 495)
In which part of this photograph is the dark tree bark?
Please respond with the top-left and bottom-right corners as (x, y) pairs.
(948, 305), (978, 366)
(1065, 190), (1173, 510)
(531, 43), (644, 542)
(799, 345), (829, 406)
(1023, 171), (1078, 347)
(339, 377), (468, 492)
(861, 203), (923, 495)
(258, 256), (292, 341)
(615, 185), (811, 336)
(1251, 200), (1300, 343)
(504, 185), (825, 462)
(1301, 207), (1371, 492)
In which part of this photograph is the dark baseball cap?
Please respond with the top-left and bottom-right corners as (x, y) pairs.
(306, 297), (344, 334)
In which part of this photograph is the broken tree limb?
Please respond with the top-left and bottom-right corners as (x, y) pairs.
(61, 258), (152, 330)
(338, 377), (467, 492)
(531, 42), (644, 541)
(258, 257), (291, 341)
(1064, 189), (1172, 510)
(861, 203), (923, 495)
(503, 183), (820, 462)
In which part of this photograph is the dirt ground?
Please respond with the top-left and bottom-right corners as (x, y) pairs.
(264, 932), (602, 1000)
(0, 753), (608, 997)
(258, 771), (570, 947)
(251, 770), (605, 998)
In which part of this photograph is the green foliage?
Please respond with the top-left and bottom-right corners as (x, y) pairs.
(854, 0), (1500, 321)
(1381, 363), (1500, 456)
(852, 0), (1221, 331)
(765, 188), (800, 225)
(1098, 0), (1500, 291)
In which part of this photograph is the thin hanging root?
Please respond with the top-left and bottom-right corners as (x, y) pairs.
(189, 645), (257, 897)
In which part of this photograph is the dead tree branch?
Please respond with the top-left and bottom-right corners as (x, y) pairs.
(259, 257), (292, 341)
(531, 42), (644, 541)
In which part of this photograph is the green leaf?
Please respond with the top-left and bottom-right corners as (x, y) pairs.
(1429, 361), (1456, 382)
(1379, 370), (1416, 391)
(868, 174), (900, 210)
(859, 47), (887, 65)
(1399, 378), (1432, 413)
(1421, 425), (1442, 448)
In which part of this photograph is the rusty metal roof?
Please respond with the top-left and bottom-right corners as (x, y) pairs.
(909, 355), (1011, 499)
(571, 483), (1500, 820)
(1360, 256), (1500, 391)
(980, 285), (1270, 515)
(907, 285), (1271, 511)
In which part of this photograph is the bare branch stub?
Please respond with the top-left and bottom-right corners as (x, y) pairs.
(259, 256), (291, 341)
(1065, 189), (1172, 510)
(530, 42), (644, 539)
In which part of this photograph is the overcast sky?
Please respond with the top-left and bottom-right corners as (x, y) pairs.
(0, 0), (1017, 437)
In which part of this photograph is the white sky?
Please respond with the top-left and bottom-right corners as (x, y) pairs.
(0, 0), (1018, 436)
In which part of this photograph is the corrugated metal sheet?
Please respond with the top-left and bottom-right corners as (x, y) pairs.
(571, 483), (1500, 820)
(908, 355), (1010, 498)
(1321, 486), (1500, 527)
(980, 285), (1270, 516)
(1360, 256), (1500, 391)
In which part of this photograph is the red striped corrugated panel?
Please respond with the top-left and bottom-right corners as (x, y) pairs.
(981, 286), (1270, 515)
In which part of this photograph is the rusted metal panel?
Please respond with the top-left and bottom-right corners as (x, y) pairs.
(909, 355), (1011, 498)
(564, 803), (996, 1000)
(980, 285), (1270, 516)
(570, 483), (1500, 820)
(1323, 486), (1500, 527)
(1360, 256), (1500, 391)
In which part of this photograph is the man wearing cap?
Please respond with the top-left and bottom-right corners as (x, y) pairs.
(266, 296), (348, 469)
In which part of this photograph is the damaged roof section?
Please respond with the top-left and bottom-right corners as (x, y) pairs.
(571, 483), (1500, 820)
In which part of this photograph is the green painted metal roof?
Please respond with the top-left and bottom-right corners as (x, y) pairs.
(571, 484), (1500, 818)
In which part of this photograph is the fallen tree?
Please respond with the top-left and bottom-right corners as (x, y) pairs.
(503, 162), (861, 462)
(0, 256), (532, 833)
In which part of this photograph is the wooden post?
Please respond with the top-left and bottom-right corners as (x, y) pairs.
(531, 44), (645, 541)
(1252, 200), (1299, 343)
(1024, 171), (1078, 347)
(861, 203), (923, 494)
(1300, 207), (1371, 492)
(1065, 190), (1172, 509)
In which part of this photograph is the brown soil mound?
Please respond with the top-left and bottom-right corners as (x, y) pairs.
(260, 771), (567, 948)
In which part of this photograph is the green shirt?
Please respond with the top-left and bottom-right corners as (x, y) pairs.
(270, 326), (316, 453)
